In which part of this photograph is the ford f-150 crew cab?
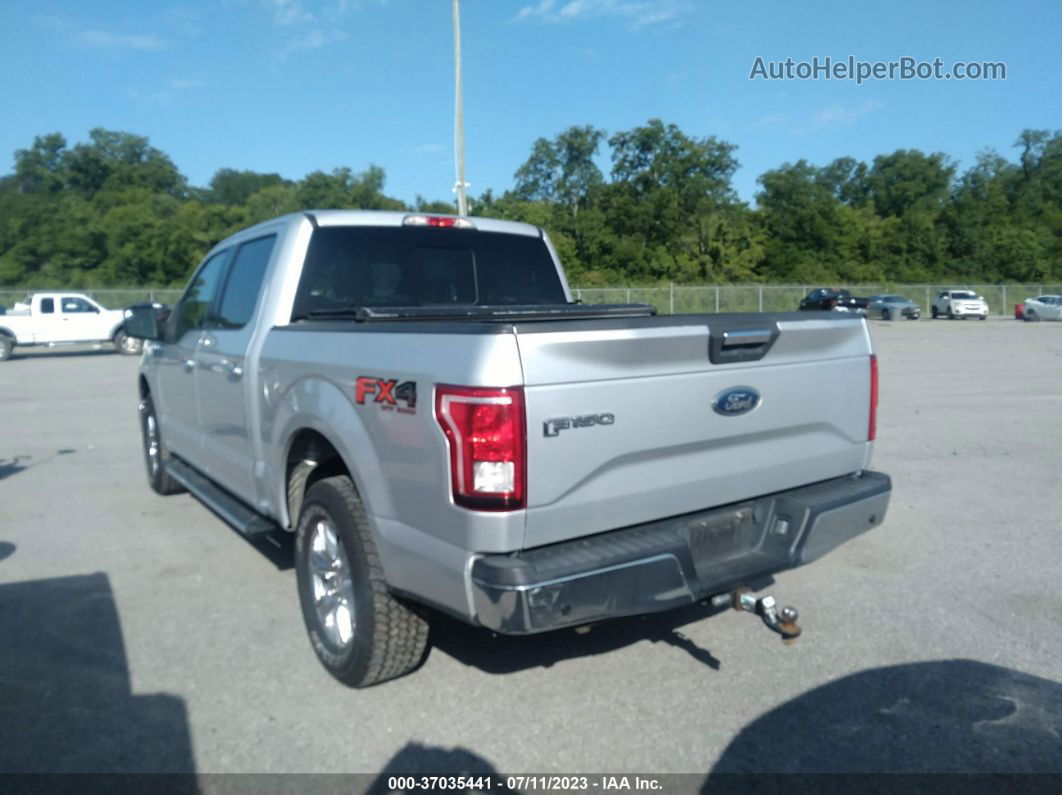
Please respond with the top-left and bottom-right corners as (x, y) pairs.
(125, 210), (891, 687)
(0, 292), (142, 361)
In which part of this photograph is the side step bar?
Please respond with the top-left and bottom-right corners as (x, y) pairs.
(165, 457), (278, 537)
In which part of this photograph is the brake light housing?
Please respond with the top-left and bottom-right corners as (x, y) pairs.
(435, 385), (526, 511)
(403, 214), (476, 229)
(868, 354), (878, 441)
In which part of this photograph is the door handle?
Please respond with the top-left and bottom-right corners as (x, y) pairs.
(221, 360), (244, 379)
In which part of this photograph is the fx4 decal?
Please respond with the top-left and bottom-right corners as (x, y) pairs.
(355, 376), (417, 415)
(543, 413), (615, 437)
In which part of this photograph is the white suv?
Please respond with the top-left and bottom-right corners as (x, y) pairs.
(931, 290), (989, 320)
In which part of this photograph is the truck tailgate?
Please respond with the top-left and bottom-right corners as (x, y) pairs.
(516, 315), (873, 548)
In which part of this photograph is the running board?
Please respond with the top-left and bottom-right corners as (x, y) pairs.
(165, 458), (277, 537)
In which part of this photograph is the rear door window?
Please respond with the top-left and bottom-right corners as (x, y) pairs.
(39, 298), (54, 314)
(292, 226), (566, 319)
(214, 235), (276, 329)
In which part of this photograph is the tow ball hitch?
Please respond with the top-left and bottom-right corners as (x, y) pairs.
(711, 587), (802, 644)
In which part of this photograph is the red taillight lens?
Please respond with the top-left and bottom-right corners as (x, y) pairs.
(402, 214), (476, 229)
(435, 385), (525, 510)
(868, 354), (878, 441)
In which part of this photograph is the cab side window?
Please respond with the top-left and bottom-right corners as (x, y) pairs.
(61, 297), (95, 313)
(39, 298), (55, 314)
(173, 250), (230, 340)
(214, 235), (276, 330)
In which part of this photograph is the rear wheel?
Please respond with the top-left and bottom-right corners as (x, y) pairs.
(1025, 309), (1040, 322)
(0, 335), (13, 361)
(114, 329), (142, 356)
(947, 307), (955, 320)
(139, 395), (184, 495)
(881, 308), (892, 321)
(931, 307), (939, 319)
(295, 474), (429, 687)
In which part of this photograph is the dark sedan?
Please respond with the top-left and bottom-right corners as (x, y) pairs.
(798, 288), (869, 313)
(867, 294), (920, 320)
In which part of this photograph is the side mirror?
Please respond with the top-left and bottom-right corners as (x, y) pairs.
(124, 303), (170, 341)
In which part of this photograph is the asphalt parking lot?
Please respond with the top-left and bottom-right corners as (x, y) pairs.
(1, 317), (1061, 779)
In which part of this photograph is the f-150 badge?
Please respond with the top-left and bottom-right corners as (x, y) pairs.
(543, 413), (615, 437)
(355, 376), (417, 414)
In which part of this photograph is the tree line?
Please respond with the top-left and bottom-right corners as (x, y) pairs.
(1, 122), (1059, 288)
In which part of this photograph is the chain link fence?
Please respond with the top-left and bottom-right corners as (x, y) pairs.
(573, 284), (1062, 316)
(2, 284), (1060, 317)
(0, 288), (184, 312)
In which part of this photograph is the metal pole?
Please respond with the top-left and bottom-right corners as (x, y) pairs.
(758, 286), (763, 312)
(452, 0), (469, 216)
(669, 283), (675, 314)
(715, 286), (720, 313)
(1001, 284), (1006, 315)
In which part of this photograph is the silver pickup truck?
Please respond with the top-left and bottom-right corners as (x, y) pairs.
(126, 210), (891, 687)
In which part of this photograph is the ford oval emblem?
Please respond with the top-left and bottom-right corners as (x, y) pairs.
(712, 387), (761, 417)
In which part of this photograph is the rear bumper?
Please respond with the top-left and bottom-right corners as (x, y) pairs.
(471, 471), (891, 634)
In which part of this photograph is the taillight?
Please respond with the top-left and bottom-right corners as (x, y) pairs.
(868, 354), (878, 441)
(435, 385), (525, 511)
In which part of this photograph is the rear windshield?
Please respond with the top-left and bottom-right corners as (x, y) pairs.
(292, 226), (567, 319)
(951, 291), (978, 299)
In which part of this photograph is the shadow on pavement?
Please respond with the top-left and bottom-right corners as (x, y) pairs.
(427, 597), (741, 675)
(0, 541), (14, 562)
(707, 659), (1062, 776)
(0, 449), (76, 483)
(0, 455), (32, 481)
(0, 572), (198, 781)
(366, 743), (507, 793)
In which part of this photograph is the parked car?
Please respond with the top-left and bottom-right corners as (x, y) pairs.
(1022, 295), (1062, 322)
(0, 292), (142, 361)
(867, 294), (920, 320)
(930, 290), (988, 320)
(125, 210), (890, 687)
(798, 288), (869, 314)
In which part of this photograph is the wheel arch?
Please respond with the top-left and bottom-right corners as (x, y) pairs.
(283, 427), (358, 531)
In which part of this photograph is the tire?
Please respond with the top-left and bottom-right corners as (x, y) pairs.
(139, 394), (185, 495)
(947, 308), (954, 320)
(881, 308), (892, 321)
(1025, 309), (1039, 323)
(114, 329), (143, 356)
(0, 335), (13, 361)
(979, 315), (987, 321)
(295, 474), (429, 687)
(931, 307), (939, 319)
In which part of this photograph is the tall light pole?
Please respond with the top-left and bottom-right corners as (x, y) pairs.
(452, 0), (469, 215)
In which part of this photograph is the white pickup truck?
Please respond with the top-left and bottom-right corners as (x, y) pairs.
(0, 292), (142, 361)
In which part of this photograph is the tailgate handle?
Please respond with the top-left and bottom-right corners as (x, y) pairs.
(722, 329), (772, 347)
(709, 324), (780, 364)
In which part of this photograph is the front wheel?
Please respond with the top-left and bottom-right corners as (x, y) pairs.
(0, 335), (13, 361)
(139, 395), (184, 495)
(114, 330), (143, 356)
(947, 308), (955, 320)
(931, 307), (939, 319)
(881, 308), (892, 321)
(295, 475), (429, 687)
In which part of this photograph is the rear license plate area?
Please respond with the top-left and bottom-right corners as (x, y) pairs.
(686, 505), (757, 565)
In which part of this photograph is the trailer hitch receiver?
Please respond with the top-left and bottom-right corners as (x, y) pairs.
(712, 587), (802, 644)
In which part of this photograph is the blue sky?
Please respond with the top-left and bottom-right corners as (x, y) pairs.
(2, 0), (1059, 206)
